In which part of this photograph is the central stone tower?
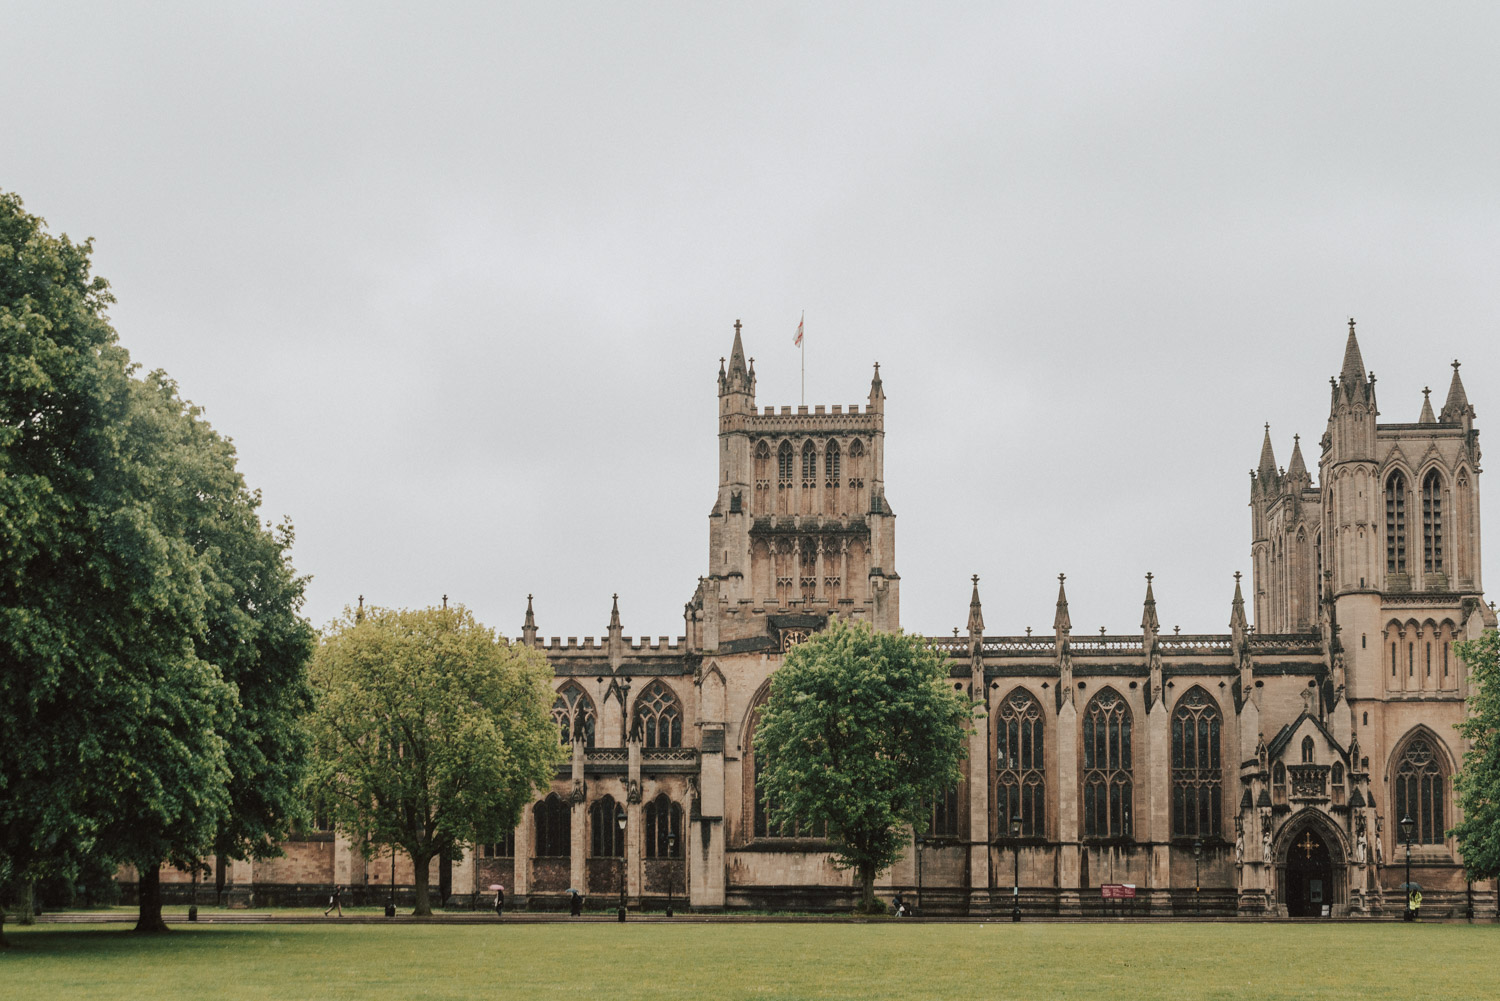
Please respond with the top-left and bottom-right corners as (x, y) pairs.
(704, 320), (899, 632)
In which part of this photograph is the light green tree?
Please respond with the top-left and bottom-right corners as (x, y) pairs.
(1452, 628), (1500, 879)
(752, 618), (975, 912)
(308, 605), (562, 915)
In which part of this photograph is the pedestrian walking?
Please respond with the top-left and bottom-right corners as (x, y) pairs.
(569, 888), (583, 917)
(494, 884), (505, 918)
(324, 884), (344, 918)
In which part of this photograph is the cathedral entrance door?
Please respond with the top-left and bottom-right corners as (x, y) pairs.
(1285, 828), (1333, 917)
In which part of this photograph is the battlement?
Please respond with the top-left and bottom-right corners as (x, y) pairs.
(540, 635), (687, 652)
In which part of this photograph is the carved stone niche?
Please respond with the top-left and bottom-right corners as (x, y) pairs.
(1288, 764), (1330, 802)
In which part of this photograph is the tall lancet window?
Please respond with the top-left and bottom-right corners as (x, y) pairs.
(1386, 472), (1407, 575)
(1422, 470), (1444, 574)
(997, 690), (1045, 837)
(1394, 734), (1445, 844)
(1082, 688), (1133, 838)
(1171, 688), (1222, 838)
(777, 440), (794, 484)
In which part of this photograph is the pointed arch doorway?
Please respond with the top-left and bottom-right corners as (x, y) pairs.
(1284, 827), (1334, 917)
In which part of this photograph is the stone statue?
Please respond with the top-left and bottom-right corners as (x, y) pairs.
(1235, 831), (1244, 865)
(1374, 817), (1384, 866)
(1356, 830), (1367, 865)
(1261, 826), (1272, 863)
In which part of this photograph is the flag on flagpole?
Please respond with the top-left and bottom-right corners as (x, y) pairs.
(794, 313), (804, 347)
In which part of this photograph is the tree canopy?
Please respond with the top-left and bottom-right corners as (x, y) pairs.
(752, 618), (975, 912)
(0, 191), (314, 937)
(307, 604), (561, 915)
(1452, 629), (1500, 879)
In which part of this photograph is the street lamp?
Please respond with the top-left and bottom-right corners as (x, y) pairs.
(386, 848), (396, 918)
(1400, 814), (1415, 922)
(666, 832), (677, 917)
(1193, 839), (1203, 916)
(1010, 817), (1022, 923)
(616, 805), (628, 923)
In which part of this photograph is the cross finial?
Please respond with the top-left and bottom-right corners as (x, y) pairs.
(1293, 433), (1300, 444)
(442, 594), (448, 609)
(1026, 627), (1032, 637)
(1145, 572), (1153, 583)
(953, 627), (959, 637)
(1348, 317), (1356, 334)
(1234, 570), (1242, 584)
(1264, 422), (1270, 431)
(1174, 625), (1181, 635)
(1058, 573), (1066, 584)
(1453, 359), (1461, 372)
(734, 319), (741, 335)
(1099, 626), (1106, 636)
(972, 574), (980, 586)
(1423, 386), (1431, 399)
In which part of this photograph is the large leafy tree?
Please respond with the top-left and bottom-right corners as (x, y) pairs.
(308, 604), (561, 916)
(1452, 629), (1500, 879)
(0, 191), (313, 938)
(753, 618), (974, 912)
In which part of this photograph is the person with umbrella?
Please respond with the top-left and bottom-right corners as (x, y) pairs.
(569, 888), (583, 917)
(490, 884), (505, 918)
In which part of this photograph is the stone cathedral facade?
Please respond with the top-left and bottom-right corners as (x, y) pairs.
(154, 320), (1495, 917)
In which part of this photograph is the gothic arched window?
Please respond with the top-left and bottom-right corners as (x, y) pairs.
(924, 785), (960, 838)
(1301, 735), (1315, 764)
(801, 440), (817, 485)
(533, 793), (570, 857)
(552, 683), (596, 748)
(1394, 734), (1446, 844)
(1082, 688), (1133, 838)
(636, 681), (683, 749)
(1171, 688), (1222, 838)
(997, 690), (1045, 838)
(777, 440), (794, 484)
(590, 795), (623, 857)
(645, 794), (683, 858)
(825, 440), (840, 482)
(1422, 470), (1444, 573)
(1386, 472), (1407, 575)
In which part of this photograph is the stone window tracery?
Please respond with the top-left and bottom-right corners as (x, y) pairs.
(1301, 735), (1315, 764)
(1386, 472), (1407, 575)
(1171, 688), (1222, 838)
(645, 794), (683, 858)
(481, 830), (516, 858)
(590, 794), (624, 857)
(553, 683), (596, 748)
(636, 681), (683, 749)
(777, 440), (794, 484)
(1082, 688), (1132, 838)
(1422, 470), (1444, 573)
(997, 690), (1045, 838)
(533, 793), (570, 857)
(1394, 735), (1445, 845)
(925, 784), (960, 839)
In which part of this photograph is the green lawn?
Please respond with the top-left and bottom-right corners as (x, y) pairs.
(2, 921), (1494, 1000)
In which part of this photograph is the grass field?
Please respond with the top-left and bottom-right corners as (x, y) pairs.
(2, 921), (1495, 1000)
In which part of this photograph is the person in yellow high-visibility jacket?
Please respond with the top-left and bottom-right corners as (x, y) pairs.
(1408, 890), (1422, 917)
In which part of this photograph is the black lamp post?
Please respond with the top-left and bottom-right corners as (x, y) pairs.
(1010, 817), (1022, 923)
(1193, 839), (1203, 916)
(915, 834), (924, 917)
(616, 804), (628, 922)
(386, 848), (396, 918)
(666, 832), (677, 917)
(1400, 814), (1415, 921)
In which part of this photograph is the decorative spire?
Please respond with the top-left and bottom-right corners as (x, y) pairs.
(1140, 573), (1159, 634)
(722, 319), (750, 395)
(1339, 317), (1366, 387)
(1257, 423), (1278, 482)
(1286, 434), (1308, 481)
(967, 574), (985, 636)
(1053, 573), (1071, 633)
(609, 592), (622, 631)
(522, 594), (537, 645)
(868, 361), (884, 410)
(356, 594), (365, 623)
(1229, 572), (1248, 635)
(1440, 359), (1472, 423)
(1419, 386), (1436, 424)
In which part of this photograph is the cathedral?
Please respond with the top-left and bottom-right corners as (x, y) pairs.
(156, 319), (1496, 918)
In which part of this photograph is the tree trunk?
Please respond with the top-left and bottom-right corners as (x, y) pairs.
(858, 860), (879, 913)
(134, 864), (169, 933)
(410, 852), (433, 916)
(1, 906), (8, 948)
(17, 881), (35, 925)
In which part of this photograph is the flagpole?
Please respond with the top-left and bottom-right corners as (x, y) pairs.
(800, 310), (805, 406)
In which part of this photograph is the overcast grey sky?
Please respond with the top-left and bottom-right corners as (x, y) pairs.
(6, 3), (1497, 640)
